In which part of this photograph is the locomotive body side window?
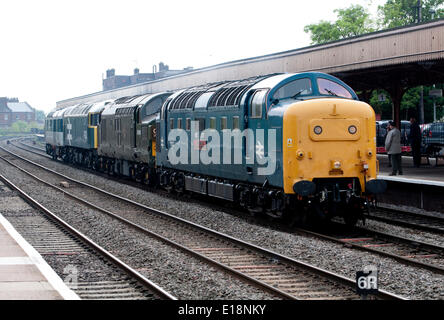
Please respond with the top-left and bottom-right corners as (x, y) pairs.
(250, 90), (267, 118)
(232, 116), (240, 130)
(221, 117), (227, 130)
(209, 117), (216, 129)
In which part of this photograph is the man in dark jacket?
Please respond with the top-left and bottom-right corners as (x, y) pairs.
(409, 116), (421, 168)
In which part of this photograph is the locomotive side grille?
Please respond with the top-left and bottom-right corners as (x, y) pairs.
(226, 85), (247, 106)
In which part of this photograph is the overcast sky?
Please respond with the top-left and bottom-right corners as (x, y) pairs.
(0, 0), (386, 113)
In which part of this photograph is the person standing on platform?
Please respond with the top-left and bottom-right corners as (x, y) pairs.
(409, 116), (421, 168)
(385, 121), (403, 176)
(384, 124), (392, 167)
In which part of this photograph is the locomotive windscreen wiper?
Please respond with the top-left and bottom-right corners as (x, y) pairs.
(324, 89), (338, 96)
(281, 90), (304, 101)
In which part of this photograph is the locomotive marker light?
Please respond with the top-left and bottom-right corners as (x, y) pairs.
(313, 125), (322, 135)
(348, 125), (357, 134)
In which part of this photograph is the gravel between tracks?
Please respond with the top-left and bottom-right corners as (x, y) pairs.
(0, 153), (275, 300)
(3, 143), (444, 299)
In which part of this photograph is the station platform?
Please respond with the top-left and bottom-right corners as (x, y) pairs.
(377, 154), (444, 186)
(376, 154), (444, 212)
(0, 214), (79, 300)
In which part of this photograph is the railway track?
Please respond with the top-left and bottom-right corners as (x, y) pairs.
(0, 174), (176, 300)
(295, 223), (444, 275)
(10, 138), (444, 276)
(15, 136), (444, 236)
(0, 143), (404, 300)
(367, 206), (444, 235)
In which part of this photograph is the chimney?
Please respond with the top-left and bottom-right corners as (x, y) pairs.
(106, 69), (115, 78)
(134, 68), (139, 75)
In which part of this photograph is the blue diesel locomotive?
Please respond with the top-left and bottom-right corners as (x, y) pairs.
(45, 72), (386, 225)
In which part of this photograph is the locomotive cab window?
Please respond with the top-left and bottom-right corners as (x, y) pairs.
(317, 78), (353, 99)
(250, 90), (267, 118)
(272, 78), (312, 100)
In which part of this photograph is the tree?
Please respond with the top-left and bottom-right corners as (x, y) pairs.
(10, 121), (29, 133)
(35, 110), (46, 123)
(304, 5), (375, 45)
(378, 0), (444, 29)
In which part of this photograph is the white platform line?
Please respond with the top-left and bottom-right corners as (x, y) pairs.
(0, 214), (80, 300)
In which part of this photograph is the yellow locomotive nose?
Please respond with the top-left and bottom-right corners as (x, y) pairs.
(283, 98), (379, 195)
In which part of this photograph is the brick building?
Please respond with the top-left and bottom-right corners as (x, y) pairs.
(0, 97), (36, 127)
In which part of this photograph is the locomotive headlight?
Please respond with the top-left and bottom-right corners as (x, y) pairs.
(314, 125), (322, 135)
(348, 125), (357, 134)
(333, 161), (341, 169)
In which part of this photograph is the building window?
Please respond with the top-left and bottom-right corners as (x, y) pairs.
(4, 114), (8, 120)
(16, 115), (19, 120)
(170, 118), (174, 130)
(177, 118), (182, 129)
(27, 114), (32, 120)
(186, 118), (191, 131)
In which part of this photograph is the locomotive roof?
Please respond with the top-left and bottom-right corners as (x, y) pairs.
(51, 105), (76, 118)
(88, 99), (114, 114)
(63, 103), (95, 116)
(167, 74), (277, 110)
(101, 92), (169, 116)
(165, 72), (352, 110)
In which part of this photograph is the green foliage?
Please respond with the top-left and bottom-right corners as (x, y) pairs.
(304, 1), (444, 45)
(378, 0), (444, 29)
(35, 110), (46, 122)
(368, 85), (444, 122)
(10, 121), (29, 133)
(370, 89), (393, 119)
(0, 120), (43, 136)
(304, 5), (375, 44)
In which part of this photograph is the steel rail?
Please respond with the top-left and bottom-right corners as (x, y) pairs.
(294, 224), (444, 275)
(0, 144), (405, 300)
(0, 173), (177, 301)
(368, 207), (444, 235)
